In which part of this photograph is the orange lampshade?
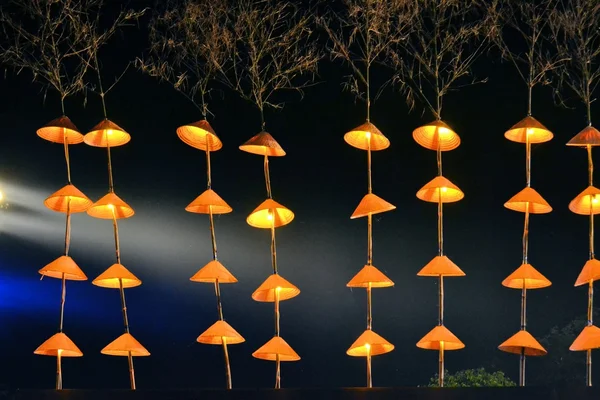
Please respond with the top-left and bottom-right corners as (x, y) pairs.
(190, 260), (238, 283)
(347, 265), (394, 288)
(44, 184), (92, 213)
(247, 198), (294, 228)
(37, 116), (84, 144)
(176, 120), (223, 151)
(504, 116), (553, 144)
(239, 132), (285, 157)
(416, 175), (464, 203)
(39, 255), (87, 281)
(570, 325), (600, 351)
(569, 186), (600, 215)
(34, 332), (83, 357)
(92, 263), (141, 289)
(350, 193), (396, 219)
(413, 120), (460, 151)
(416, 325), (465, 350)
(84, 119), (130, 147)
(498, 330), (547, 356)
(347, 329), (394, 357)
(252, 273), (300, 302)
(504, 187), (552, 214)
(567, 125), (600, 147)
(87, 192), (135, 219)
(101, 333), (150, 356)
(575, 259), (600, 287)
(185, 189), (232, 214)
(197, 320), (245, 345)
(344, 121), (390, 151)
(502, 263), (551, 289)
(252, 336), (300, 361)
(417, 255), (465, 277)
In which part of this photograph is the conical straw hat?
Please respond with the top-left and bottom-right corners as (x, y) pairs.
(504, 116), (553, 144)
(350, 193), (396, 219)
(176, 120), (223, 151)
(575, 259), (600, 287)
(252, 336), (300, 361)
(190, 260), (238, 283)
(197, 320), (245, 345)
(570, 325), (600, 351)
(569, 186), (600, 215)
(347, 329), (394, 357)
(34, 332), (83, 357)
(416, 325), (465, 350)
(498, 330), (547, 356)
(92, 263), (141, 289)
(39, 255), (87, 281)
(37, 116), (84, 144)
(44, 184), (92, 213)
(185, 189), (232, 214)
(504, 187), (552, 214)
(413, 120), (460, 151)
(84, 119), (130, 148)
(416, 176), (464, 203)
(502, 263), (551, 289)
(101, 333), (150, 356)
(239, 132), (285, 157)
(87, 192), (135, 220)
(344, 121), (390, 151)
(567, 125), (600, 147)
(246, 198), (294, 228)
(417, 255), (465, 277)
(252, 273), (300, 302)
(347, 265), (394, 288)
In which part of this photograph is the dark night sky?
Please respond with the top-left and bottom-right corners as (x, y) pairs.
(0, 2), (598, 390)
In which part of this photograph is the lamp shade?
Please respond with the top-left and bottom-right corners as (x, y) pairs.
(101, 333), (150, 356)
(177, 120), (223, 151)
(416, 176), (464, 203)
(39, 255), (87, 281)
(246, 199), (294, 228)
(504, 116), (553, 144)
(92, 263), (141, 289)
(502, 263), (551, 289)
(34, 332), (83, 357)
(87, 192), (135, 219)
(569, 186), (600, 215)
(413, 120), (460, 151)
(252, 274), (300, 302)
(504, 187), (552, 214)
(347, 329), (394, 357)
(498, 330), (547, 356)
(239, 132), (285, 157)
(347, 265), (394, 288)
(44, 184), (92, 213)
(37, 116), (84, 144)
(190, 260), (238, 283)
(567, 126), (600, 147)
(417, 255), (465, 277)
(252, 336), (300, 361)
(197, 320), (245, 345)
(575, 259), (600, 287)
(350, 193), (396, 219)
(416, 325), (465, 350)
(344, 121), (390, 151)
(84, 119), (130, 148)
(570, 325), (600, 351)
(185, 189), (232, 214)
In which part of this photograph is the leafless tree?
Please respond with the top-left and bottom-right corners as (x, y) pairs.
(137, 0), (230, 118)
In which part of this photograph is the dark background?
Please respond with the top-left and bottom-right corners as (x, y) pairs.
(0, 1), (596, 391)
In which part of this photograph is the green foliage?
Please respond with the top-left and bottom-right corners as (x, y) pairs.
(428, 368), (516, 387)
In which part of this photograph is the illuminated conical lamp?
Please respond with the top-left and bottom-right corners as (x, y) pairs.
(101, 333), (150, 356)
(575, 259), (600, 287)
(417, 325), (465, 351)
(87, 192), (135, 219)
(416, 176), (464, 203)
(417, 255), (465, 277)
(190, 260), (238, 283)
(44, 184), (92, 213)
(35, 333), (83, 357)
(504, 187), (552, 214)
(502, 263), (552, 289)
(344, 122), (390, 151)
(351, 193), (396, 219)
(252, 274), (300, 302)
(247, 199), (294, 228)
(569, 186), (600, 215)
(347, 329), (394, 357)
(499, 330), (547, 356)
(93, 264), (142, 289)
(567, 125), (600, 147)
(37, 116), (83, 144)
(177, 119), (223, 151)
(197, 320), (245, 345)
(571, 326), (600, 351)
(239, 131), (286, 157)
(83, 119), (131, 148)
(185, 189), (232, 214)
(504, 116), (553, 144)
(412, 120), (460, 151)
(39, 256), (87, 281)
(253, 336), (300, 361)
(347, 265), (394, 288)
